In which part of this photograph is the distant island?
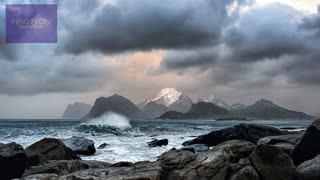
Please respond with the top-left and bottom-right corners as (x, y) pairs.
(62, 88), (317, 120)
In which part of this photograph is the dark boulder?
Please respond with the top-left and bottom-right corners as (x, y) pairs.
(147, 139), (168, 147)
(228, 165), (260, 180)
(180, 144), (209, 153)
(292, 119), (320, 165)
(295, 154), (320, 180)
(62, 136), (96, 156)
(159, 140), (255, 180)
(183, 124), (290, 147)
(0, 142), (27, 180)
(97, 143), (109, 149)
(250, 144), (295, 180)
(258, 133), (303, 155)
(25, 138), (80, 166)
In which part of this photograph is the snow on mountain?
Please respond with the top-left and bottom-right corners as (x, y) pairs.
(150, 88), (193, 113)
(199, 95), (231, 110)
(230, 103), (247, 110)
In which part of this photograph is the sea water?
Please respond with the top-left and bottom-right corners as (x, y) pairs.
(0, 114), (313, 163)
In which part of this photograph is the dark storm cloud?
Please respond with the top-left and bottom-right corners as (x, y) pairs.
(59, 0), (253, 54)
(161, 48), (219, 69)
(224, 3), (308, 62)
(161, 3), (320, 87)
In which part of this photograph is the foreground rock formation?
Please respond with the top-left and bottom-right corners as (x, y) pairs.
(2, 121), (320, 179)
(62, 136), (96, 156)
(183, 123), (291, 146)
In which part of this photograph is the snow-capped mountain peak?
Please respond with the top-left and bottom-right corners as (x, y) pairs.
(151, 88), (193, 112)
(152, 88), (183, 106)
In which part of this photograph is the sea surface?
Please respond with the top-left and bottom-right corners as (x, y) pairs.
(0, 114), (313, 163)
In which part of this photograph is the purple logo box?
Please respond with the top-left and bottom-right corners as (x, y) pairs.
(6, 4), (57, 43)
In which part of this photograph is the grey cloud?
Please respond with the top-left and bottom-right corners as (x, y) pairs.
(59, 0), (252, 54)
(0, 53), (110, 95)
(161, 48), (219, 70)
(224, 3), (308, 62)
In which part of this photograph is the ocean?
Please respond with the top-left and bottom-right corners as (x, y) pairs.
(0, 115), (313, 163)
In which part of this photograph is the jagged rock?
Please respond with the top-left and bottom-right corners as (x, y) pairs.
(258, 133), (303, 154)
(183, 124), (290, 146)
(22, 173), (59, 180)
(250, 144), (295, 180)
(97, 143), (109, 149)
(62, 136), (96, 156)
(180, 144), (209, 153)
(292, 119), (320, 165)
(59, 161), (162, 180)
(147, 139), (168, 147)
(25, 138), (80, 166)
(159, 140), (255, 180)
(215, 140), (256, 163)
(0, 142), (27, 180)
(228, 165), (260, 180)
(23, 160), (110, 177)
(295, 154), (320, 180)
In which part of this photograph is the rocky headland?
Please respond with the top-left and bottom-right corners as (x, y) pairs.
(2, 120), (320, 180)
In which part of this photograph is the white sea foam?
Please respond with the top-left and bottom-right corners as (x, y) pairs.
(82, 112), (132, 129)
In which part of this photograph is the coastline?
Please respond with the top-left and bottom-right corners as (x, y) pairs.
(1, 119), (320, 179)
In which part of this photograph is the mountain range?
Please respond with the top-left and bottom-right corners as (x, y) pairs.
(62, 88), (316, 120)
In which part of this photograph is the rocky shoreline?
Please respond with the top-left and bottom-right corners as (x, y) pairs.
(1, 120), (320, 180)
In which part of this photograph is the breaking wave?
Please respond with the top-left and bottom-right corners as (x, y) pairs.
(77, 112), (132, 135)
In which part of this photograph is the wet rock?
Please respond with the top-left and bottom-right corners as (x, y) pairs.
(25, 138), (80, 166)
(250, 144), (295, 180)
(0, 142), (27, 180)
(60, 161), (162, 180)
(180, 144), (209, 153)
(228, 165), (260, 180)
(110, 161), (134, 167)
(183, 124), (290, 147)
(21, 173), (59, 180)
(23, 160), (110, 177)
(295, 154), (320, 180)
(97, 143), (109, 149)
(258, 133), (303, 155)
(62, 136), (96, 156)
(159, 140), (255, 180)
(292, 119), (320, 165)
(147, 138), (168, 147)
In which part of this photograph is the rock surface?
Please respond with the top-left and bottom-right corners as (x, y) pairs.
(183, 124), (290, 146)
(148, 139), (168, 147)
(228, 165), (260, 180)
(295, 154), (320, 180)
(0, 142), (27, 180)
(62, 136), (96, 156)
(23, 160), (110, 177)
(258, 133), (303, 154)
(292, 119), (320, 165)
(159, 140), (255, 180)
(250, 144), (295, 180)
(25, 138), (80, 166)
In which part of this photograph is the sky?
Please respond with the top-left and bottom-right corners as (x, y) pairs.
(0, 0), (319, 118)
